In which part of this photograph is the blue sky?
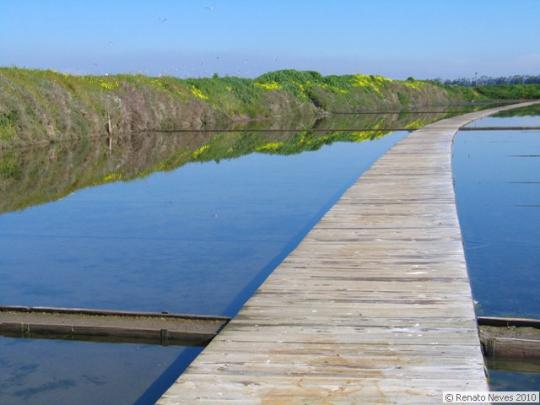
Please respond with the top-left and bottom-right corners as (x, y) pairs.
(1, 0), (539, 79)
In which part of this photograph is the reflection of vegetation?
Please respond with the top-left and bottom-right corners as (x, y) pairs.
(494, 104), (540, 117)
(0, 153), (20, 179)
(0, 111), (454, 214)
(2, 67), (533, 148)
(250, 131), (385, 155)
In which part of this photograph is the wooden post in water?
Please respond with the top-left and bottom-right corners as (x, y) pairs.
(106, 111), (113, 152)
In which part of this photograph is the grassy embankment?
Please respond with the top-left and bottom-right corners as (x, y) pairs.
(3, 68), (539, 148)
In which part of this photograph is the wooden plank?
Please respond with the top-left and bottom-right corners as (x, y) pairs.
(478, 316), (540, 329)
(0, 305), (229, 346)
(486, 337), (540, 359)
(480, 324), (540, 359)
(159, 102), (540, 404)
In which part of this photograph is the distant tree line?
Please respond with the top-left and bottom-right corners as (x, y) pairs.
(437, 75), (540, 87)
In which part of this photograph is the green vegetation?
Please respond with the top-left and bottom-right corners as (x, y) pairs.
(475, 84), (540, 100)
(0, 111), (17, 141)
(0, 67), (539, 148)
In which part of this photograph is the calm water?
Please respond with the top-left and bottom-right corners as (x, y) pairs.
(464, 115), (540, 127)
(454, 106), (540, 391)
(455, 125), (540, 318)
(1, 106), (539, 403)
(0, 134), (407, 316)
(0, 126), (407, 404)
(464, 104), (540, 128)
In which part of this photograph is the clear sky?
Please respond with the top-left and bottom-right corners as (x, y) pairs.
(1, 0), (539, 79)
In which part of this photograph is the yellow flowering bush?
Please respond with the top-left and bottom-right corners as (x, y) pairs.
(103, 172), (123, 182)
(402, 80), (424, 90)
(255, 81), (281, 91)
(99, 80), (119, 91)
(192, 144), (210, 158)
(191, 85), (209, 100)
(256, 142), (284, 152)
(351, 74), (392, 95)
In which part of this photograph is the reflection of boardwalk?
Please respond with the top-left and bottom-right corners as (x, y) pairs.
(159, 102), (537, 404)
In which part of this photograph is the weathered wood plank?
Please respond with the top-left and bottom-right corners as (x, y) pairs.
(479, 318), (540, 359)
(0, 305), (229, 346)
(159, 102), (539, 404)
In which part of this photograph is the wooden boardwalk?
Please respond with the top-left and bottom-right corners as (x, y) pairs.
(159, 102), (537, 404)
